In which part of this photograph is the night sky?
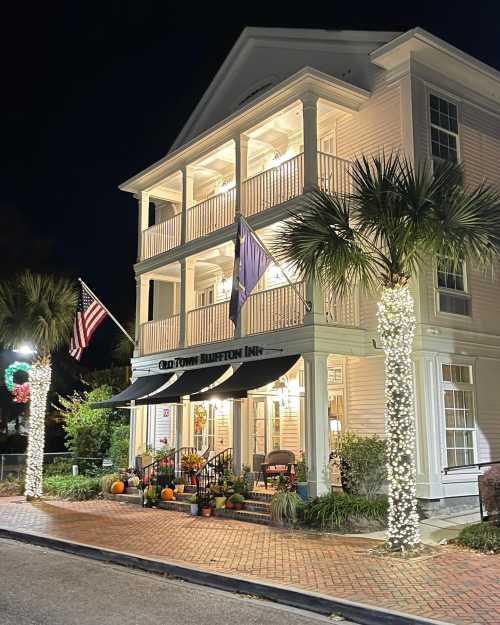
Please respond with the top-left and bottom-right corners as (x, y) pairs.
(2, 1), (500, 369)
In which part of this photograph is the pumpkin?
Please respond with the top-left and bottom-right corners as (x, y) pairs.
(161, 487), (175, 501)
(128, 475), (140, 487)
(110, 480), (125, 494)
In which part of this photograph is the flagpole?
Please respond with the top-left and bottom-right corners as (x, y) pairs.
(239, 215), (312, 311)
(78, 278), (135, 345)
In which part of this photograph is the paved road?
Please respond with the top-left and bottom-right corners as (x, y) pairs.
(0, 538), (351, 625)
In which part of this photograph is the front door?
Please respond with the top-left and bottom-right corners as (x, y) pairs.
(193, 403), (215, 452)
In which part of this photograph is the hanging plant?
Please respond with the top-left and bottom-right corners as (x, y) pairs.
(4, 361), (31, 403)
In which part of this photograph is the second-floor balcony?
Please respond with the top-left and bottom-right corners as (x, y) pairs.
(139, 151), (351, 261)
(138, 282), (358, 356)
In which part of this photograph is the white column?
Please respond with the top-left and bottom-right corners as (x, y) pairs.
(179, 257), (196, 348)
(181, 166), (194, 244)
(134, 275), (150, 357)
(129, 402), (137, 467)
(301, 94), (319, 192)
(304, 277), (325, 326)
(176, 405), (184, 450)
(413, 352), (445, 500)
(137, 191), (150, 261)
(303, 352), (330, 497)
(232, 402), (243, 475)
(235, 134), (249, 217)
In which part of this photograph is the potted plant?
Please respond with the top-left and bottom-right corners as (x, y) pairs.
(139, 445), (154, 471)
(181, 452), (203, 485)
(199, 494), (212, 517)
(210, 483), (226, 509)
(143, 486), (158, 508)
(187, 494), (199, 516)
(174, 476), (186, 494)
(295, 451), (309, 500)
(242, 465), (254, 492)
(228, 493), (245, 511)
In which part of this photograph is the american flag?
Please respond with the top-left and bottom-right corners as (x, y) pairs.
(69, 285), (108, 361)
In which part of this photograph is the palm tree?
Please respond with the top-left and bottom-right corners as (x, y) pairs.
(276, 154), (500, 551)
(0, 271), (77, 499)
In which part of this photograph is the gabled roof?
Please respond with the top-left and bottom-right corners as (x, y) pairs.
(170, 27), (401, 152)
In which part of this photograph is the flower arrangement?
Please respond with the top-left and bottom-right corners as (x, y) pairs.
(181, 452), (203, 473)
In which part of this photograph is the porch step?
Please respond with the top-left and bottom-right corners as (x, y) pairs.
(213, 508), (271, 525)
(103, 492), (142, 505)
(242, 499), (270, 513)
(247, 490), (274, 502)
(158, 500), (192, 513)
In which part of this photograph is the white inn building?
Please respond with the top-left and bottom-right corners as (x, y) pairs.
(118, 27), (500, 512)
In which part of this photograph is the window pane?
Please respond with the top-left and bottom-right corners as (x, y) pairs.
(455, 431), (465, 448)
(465, 411), (474, 428)
(446, 431), (455, 448)
(445, 409), (455, 428)
(464, 431), (473, 447)
(447, 449), (456, 467)
(442, 364), (451, 382)
(456, 450), (466, 466)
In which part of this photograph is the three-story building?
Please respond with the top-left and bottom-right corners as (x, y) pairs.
(116, 27), (500, 511)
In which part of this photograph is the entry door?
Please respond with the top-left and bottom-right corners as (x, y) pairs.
(193, 404), (215, 452)
(251, 398), (267, 456)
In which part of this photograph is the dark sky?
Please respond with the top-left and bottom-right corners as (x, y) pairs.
(2, 1), (500, 368)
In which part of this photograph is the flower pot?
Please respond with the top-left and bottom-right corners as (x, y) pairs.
(214, 496), (226, 509)
(296, 482), (309, 501)
(201, 506), (212, 517)
(190, 503), (199, 516)
(175, 484), (185, 494)
(144, 500), (153, 508)
(190, 475), (197, 486)
(225, 499), (234, 510)
(234, 503), (243, 511)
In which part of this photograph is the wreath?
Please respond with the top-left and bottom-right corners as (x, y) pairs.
(193, 404), (207, 433)
(4, 361), (31, 403)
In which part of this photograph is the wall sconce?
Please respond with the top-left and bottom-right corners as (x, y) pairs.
(218, 276), (231, 299)
(217, 177), (235, 194)
(329, 418), (342, 433)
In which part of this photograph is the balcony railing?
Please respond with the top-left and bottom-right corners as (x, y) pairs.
(317, 152), (352, 196)
(140, 314), (180, 356)
(242, 153), (304, 217)
(247, 282), (306, 334)
(187, 188), (236, 241)
(324, 288), (357, 326)
(141, 214), (181, 261)
(187, 300), (233, 346)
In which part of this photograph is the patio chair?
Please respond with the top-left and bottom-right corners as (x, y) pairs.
(261, 449), (296, 488)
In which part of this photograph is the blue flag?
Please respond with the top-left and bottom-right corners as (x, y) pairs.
(229, 217), (271, 326)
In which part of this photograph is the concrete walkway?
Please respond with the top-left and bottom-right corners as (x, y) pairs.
(0, 498), (497, 625)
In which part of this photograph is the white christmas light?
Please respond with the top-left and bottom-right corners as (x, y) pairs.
(377, 285), (421, 551)
(24, 358), (52, 499)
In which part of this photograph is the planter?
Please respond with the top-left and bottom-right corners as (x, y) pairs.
(201, 506), (212, 517)
(190, 503), (199, 516)
(175, 484), (185, 494)
(296, 482), (309, 501)
(234, 503), (243, 511)
(225, 499), (234, 510)
(144, 500), (153, 508)
(190, 475), (197, 486)
(214, 496), (226, 509)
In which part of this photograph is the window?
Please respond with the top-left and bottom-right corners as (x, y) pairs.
(436, 257), (471, 316)
(328, 366), (343, 385)
(429, 94), (459, 163)
(270, 401), (281, 450)
(196, 286), (214, 308)
(441, 363), (475, 468)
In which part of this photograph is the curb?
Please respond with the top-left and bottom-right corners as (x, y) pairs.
(0, 526), (452, 625)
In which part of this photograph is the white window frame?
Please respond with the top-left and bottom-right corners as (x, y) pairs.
(428, 92), (461, 165)
(434, 256), (472, 318)
(440, 362), (478, 471)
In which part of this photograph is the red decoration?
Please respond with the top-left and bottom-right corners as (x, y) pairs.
(13, 382), (30, 403)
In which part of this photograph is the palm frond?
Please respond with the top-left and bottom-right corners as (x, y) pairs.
(273, 190), (380, 298)
(0, 271), (77, 355)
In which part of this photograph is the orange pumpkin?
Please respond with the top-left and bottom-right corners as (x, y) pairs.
(161, 487), (175, 501)
(110, 480), (125, 494)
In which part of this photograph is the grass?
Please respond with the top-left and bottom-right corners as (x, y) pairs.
(457, 522), (500, 553)
(302, 491), (388, 531)
(270, 491), (302, 525)
(43, 475), (101, 500)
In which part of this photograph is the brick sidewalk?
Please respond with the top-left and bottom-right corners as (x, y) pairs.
(1, 498), (498, 625)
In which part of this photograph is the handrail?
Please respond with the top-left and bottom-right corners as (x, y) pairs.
(195, 447), (233, 504)
(141, 446), (196, 496)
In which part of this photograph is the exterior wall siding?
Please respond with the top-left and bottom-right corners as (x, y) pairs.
(345, 355), (385, 437)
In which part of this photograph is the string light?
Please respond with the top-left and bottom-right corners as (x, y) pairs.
(24, 358), (52, 499)
(377, 285), (421, 551)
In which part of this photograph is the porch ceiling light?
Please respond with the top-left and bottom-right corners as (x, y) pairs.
(14, 344), (36, 356)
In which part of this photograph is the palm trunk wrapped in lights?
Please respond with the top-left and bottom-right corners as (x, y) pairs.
(24, 356), (52, 499)
(378, 285), (420, 550)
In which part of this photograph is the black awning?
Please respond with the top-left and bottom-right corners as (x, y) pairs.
(91, 373), (174, 408)
(190, 355), (300, 402)
(134, 365), (230, 406)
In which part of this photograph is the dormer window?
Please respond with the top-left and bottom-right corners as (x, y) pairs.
(429, 94), (459, 164)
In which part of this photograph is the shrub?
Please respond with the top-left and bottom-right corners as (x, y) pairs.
(108, 423), (130, 469)
(337, 433), (387, 497)
(229, 493), (245, 504)
(302, 491), (388, 531)
(0, 480), (23, 496)
(100, 473), (119, 493)
(457, 522), (500, 553)
(478, 465), (500, 518)
(270, 491), (302, 525)
(43, 475), (101, 500)
(43, 457), (73, 477)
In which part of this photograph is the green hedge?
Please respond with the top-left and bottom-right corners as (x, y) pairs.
(43, 475), (101, 501)
(302, 491), (388, 530)
(457, 522), (500, 553)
